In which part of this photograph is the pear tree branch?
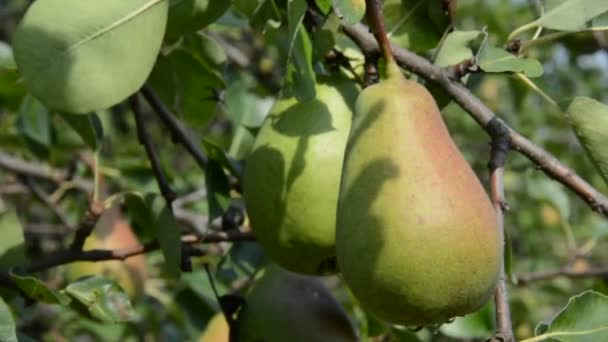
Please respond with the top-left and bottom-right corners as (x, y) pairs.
(342, 23), (608, 218)
(25, 231), (255, 273)
(487, 118), (515, 342)
(130, 94), (177, 209)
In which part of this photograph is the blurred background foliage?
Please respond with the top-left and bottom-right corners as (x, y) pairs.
(1, 0), (608, 341)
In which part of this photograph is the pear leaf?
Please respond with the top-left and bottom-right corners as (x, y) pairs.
(478, 46), (543, 77)
(532, 0), (608, 32)
(0, 297), (17, 342)
(531, 290), (608, 341)
(14, 0), (169, 114)
(565, 96), (608, 186)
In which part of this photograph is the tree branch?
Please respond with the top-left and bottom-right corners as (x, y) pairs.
(130, 94), (177, 208)
(487, 118), (514, 342)
(26, 231), (255, 273)
(140, 85), (209, 171)
(517, 265), (608, 285)
(0, 151), (92, 192)
(68, 201), (104, 251)
(343, 23), (608, 218)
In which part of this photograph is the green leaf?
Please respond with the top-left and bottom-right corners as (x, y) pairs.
(64, 276), (138, 323)
(527, 176), (570, 220)
(145, 194), (182, 279)
(312, 12), (341, 62)
(532, 0), (608, 32)
(205, 160), (232, 222)
(149, 34), (225, 129)
(384, 0), (448, 53)
(434, 30), (481, 67)
(10, 274), (71, 305)
(13, 0), (169, 114)
(565, 97), (608, 187)
(441, 301), (494, 339)
(530, 291), (608, 341)
(478, 46), (544, 77)
(333, 0), (366, 25)
(0, 42), (16, 71)
(287, 25), (316, 102)
(0, 297), (17, 342)
(316, 0), (332, 14)
(165, 0), (232, 41)
(202, 138), (244, 179)
(0, 210), (27, 269)
(18, 95), (50, 148)
(58, 112), (104, 150)
(286, 0), (316, 102)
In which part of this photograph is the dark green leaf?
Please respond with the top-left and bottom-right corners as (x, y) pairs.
(205, 161), (231, 222)
(165, 0), (232, 41)
(312, 12), (341, 62)
(58, 112), (104, 150)
(287, 25), (316, 102)
(202, 138), (243, 179)
(383, 0), (448, 52)
(18, 95), (50, 148)
(145, 194), (182, 279)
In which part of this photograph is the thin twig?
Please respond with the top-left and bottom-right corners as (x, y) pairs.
(487, 118), (514, 342)
(342, 23), (608, 218)
(0, 151), (92, 192)
(21, 177), (75, 231)
(140, 85), (209, 171)
(68, 201), (104, 252)
(26, 231), (255, 273)
(517, 266), (608, 285)
(129, 94), (177, 208)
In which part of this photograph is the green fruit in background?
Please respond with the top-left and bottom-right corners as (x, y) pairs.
(198, 313), (229, 342)
(65, 206), (147, 300)
(243, 76), (359, 275)
(165, 0), (232, 42)
(335, 59), (501, 326)
(236, 264), (358, 341)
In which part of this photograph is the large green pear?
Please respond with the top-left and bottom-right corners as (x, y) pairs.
(236, 264), (358, 341)
(243, 76), (359, 275)
(336, 60), (502, 326)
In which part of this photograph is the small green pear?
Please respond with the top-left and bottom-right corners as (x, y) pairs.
(243, 76), (359, 275)
(65, 206), (147, 300)
(236, 264), (358, 342)
(336, 60), (501, 326)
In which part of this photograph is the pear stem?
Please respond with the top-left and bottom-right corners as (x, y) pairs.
(364, 0), (395, 67)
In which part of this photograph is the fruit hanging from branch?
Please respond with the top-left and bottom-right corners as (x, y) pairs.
(243, 75), (359, 275)
(335, 0), (501, 326)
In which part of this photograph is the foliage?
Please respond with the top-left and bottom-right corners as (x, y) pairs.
(0, 0), (607, 341)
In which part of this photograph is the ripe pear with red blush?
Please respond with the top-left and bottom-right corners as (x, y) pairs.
(335, 59), (502, 326)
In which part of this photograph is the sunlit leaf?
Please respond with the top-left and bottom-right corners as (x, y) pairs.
(478, 46), (543, 77)
(10, 274), (71, 305)
(0, 210), (26, 269)
(13, 0), (169, 113)
(334, 0), (366, 25)
(0, 297), (17, 342)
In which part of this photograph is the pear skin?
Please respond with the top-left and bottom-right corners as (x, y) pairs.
(236, 264), (358, 342)
(243, 76), (358, 275)
(65, 205), (147, 300)
(336, 61), (501, 326)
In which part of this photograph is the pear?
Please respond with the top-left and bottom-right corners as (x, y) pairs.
(335, 60), (501, 326)
(198, 313), (229, 342)
(243, 76), (358, 275)
(236, 264), (358, 341)
(64, 205), (147, 300)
